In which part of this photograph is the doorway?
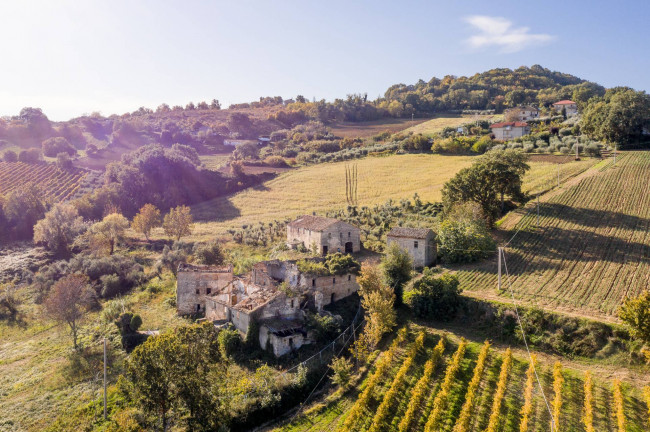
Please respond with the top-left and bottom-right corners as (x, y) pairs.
(344, 241), (353, 254)
(322, 245), (328, 255)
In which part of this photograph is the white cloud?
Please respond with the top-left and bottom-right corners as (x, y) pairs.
(464, 15), (555, 53)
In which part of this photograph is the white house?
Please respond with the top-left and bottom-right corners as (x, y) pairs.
(504, 106), (539, 121)
(552, 100), (578, 116)
(489, 122), (531, 141)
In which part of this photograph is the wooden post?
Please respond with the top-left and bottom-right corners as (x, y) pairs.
(497, 247), (502, 291)
(537, 195), (540, 229)
(557, 163), (560, 187)
(103, 338), (107, 420)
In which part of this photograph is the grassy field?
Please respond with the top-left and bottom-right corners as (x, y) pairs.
(200, 153), (232, 171)
(188, 153), (596, 241)
(189, 154), (476, 239)
(403, 114), (501, 137)
(272, 327), (649, 432)
(328, 118), (427, 138)
(522, 157), (600, 196)
(0, 274), (185, 432)
(457, 151), (650, 319)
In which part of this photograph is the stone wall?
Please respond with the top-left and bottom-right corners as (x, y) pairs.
(387, 233), (436, 268)
(287, 222), (360, 255)
(176, 265), (234, 315)
(299, 273), (358, 310)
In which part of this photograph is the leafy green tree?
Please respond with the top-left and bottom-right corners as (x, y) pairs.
(3, 183), (46, 238)
(88, 213), (129, 255)
(163, 205), (193, 241)
(124, 323), (226, 431)
(330, 356), (353, 389)
(357, 263), (396, 348)
(157, 244), (188, 276)
(581, 88), (650, 146)
(2, 150), (17, 162)
(193, 241), (224, 265)
(619, 291), (650, 344)
(404, 270), (462, 321)
(44, 274), (94, 350)
(131, 203), (161, 241)
(33, 203), (86, 254)
(437, 217), (496, 264)
(382, 242), (412, 307)
(442, 149), (529, 226)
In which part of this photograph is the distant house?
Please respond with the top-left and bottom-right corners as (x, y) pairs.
(258, 136), (271, 146)
(489, 122), (531, 141)
(552, 100), (578, 116)
(504, 106), (539, 121)
(287, 215), (361, 255)
(386, 227), (436, 268)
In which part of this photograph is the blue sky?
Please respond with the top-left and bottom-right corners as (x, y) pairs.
(0, 0), (648, 120)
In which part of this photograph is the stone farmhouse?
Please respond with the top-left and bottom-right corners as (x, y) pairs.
(177, 258), (359, 357)
(504, 106), (539, 121)
(287, 215), (361, 255)
(387, 227), (436, 268)
(490, 121), (531, 141)
(552, 100), (578, 116)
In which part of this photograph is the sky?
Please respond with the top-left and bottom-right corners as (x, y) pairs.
(0, 0), (648, 121)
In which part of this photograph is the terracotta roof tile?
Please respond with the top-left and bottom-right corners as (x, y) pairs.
(288, 215), (358, 232)
(490, 121), (529, 128)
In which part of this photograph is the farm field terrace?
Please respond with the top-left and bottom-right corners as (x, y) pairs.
(457, 151), (650, 320)
(188, 153), (598, 241)
(0, 162), (98, 203)
(271, 327), (650, 432)
(327, 118), (427, 138)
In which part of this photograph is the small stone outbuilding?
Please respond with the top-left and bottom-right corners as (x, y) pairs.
(489, 121), (531, 141)
(287, 215), (361, 255)
(386, 227), (436, 268)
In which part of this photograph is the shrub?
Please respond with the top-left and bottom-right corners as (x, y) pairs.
(56, 152), (73, 170)
(329, 356), (353, 389)
(42, 137), (76, 157)
(100, 273), (122, 298)
(437, 218), (496, 264)
(217, 327), (241, 359)
(404, 270), (462, 321)
(192, 241), (224, 266)
(18, 148), (41, 163)
(306, 313), (340, 343)
(2, 150), (17, 162)
(585, 143), (601, 157)
(263, 155), (288, 167)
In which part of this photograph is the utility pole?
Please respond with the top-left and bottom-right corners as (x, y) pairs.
(614, 143), (617, 165)
(103, 338), (107, 420)
(537, 195), (540, 228)
(575, 143), (579, 160)
(557, 163), (560, 188)
(497, 247), (503, 291)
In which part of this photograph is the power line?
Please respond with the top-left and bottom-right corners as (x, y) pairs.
(500, 247), (556, 432)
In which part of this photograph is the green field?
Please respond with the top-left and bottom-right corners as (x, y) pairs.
(273, 327), (649, 432)
(199, 153), (231, 171)
(458, 152), (649, 319)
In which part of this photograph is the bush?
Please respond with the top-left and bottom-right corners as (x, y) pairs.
(404, 270), (462, 321)
(192, 241), (224, 266)
(330, 356), (353, 389)
(100, 274), (121, 298)
(42, 137), (76, 157)
(18, 148), (41, 163)
(2, 150), (17, 162)
(217, 327), (241, 359)
(585, 143), (601, 157)
(56, 152), (73, 170)
(437, 218), (496, 264)
(263, 155), (288, 167)
(306, 313), (340, 343)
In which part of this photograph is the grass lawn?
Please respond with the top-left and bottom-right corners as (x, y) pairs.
(200, 153), (232, 171)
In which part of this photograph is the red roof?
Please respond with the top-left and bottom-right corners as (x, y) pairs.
(553, 100), (576, 105)
(489, 121), (528, 128)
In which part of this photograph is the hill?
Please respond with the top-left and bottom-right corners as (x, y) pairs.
(272, 327), (649, 432)
(456, 151), (650, 320)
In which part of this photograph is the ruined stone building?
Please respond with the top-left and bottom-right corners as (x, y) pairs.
(386, 227), (436, 268)
(287, 215), (361, 255)
(177, 258), (359, 357)
(176, 263), (234, 314)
